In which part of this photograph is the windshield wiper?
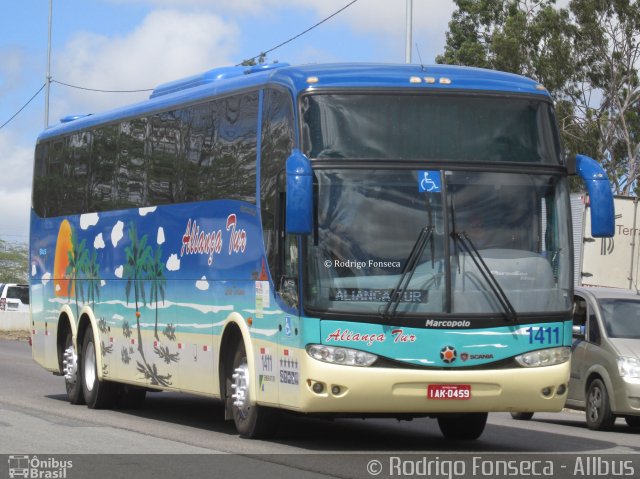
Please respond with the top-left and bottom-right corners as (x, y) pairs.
(381, 226), (434, 320)
(453, 232), (518, 322)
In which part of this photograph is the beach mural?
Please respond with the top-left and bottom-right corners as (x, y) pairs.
(30, 199), (277, 393)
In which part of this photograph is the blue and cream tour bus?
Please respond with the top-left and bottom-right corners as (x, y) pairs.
(29, 63), (614, 440)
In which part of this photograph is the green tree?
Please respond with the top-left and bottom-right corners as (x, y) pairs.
(0, 240), (28, 284)
(437, 0), (575, 97)
(437, 0), (640, 195)
(569, 0), (640, 194)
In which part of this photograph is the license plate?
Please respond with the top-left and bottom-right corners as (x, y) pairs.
(427, 384), (471, 400)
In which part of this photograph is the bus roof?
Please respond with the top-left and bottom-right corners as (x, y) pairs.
(38, 62), (549, 142)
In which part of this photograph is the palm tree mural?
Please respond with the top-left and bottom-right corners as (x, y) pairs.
(65, 226), (88, 317)
(123, 222), (173, 387)
(85, 250), (101, 309)
(148, 247), (166, 340)
(123, 222), (152, 353)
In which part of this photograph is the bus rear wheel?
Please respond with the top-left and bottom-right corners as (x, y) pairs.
(437, 413), (488, 440)
(81, 329), (117, 409)
(227, 340), (277, 438)
(62, 330), (84, 405)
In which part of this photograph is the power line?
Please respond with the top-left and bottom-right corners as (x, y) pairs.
(52, 79), (153, 93)
(237, 0), (360, 66)
(2, 1), (360, 128)
(0, 83), (46, 130)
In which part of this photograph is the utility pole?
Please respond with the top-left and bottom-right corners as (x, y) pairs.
(44, 0), (53, 128)
(405, 0), (413, 63)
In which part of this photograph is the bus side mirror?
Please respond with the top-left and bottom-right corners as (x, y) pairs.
(576, 154), (614, 238)
(285, 150), (313, 234)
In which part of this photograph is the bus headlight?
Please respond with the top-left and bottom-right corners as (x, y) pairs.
(515, 347), (571, 367)
(306, 344), (377, 367)
(618, 357), (640, 378)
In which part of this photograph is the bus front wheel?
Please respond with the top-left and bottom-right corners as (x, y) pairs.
(437, 413), (488, 440)
(81, 329), (117, 409)
(510, 412), (534, 420)
(227, 341), (277, 438)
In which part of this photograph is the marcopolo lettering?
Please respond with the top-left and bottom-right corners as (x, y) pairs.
(425, 319), (472, 328)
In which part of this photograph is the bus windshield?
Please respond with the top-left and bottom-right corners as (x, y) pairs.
(303, 169), (571, 318)
(301, 93), (561, 164)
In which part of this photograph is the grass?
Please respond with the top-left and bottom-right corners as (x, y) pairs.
(0, 330), (30, 342)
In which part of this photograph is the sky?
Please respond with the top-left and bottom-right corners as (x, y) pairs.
(0, 0), (463, 243)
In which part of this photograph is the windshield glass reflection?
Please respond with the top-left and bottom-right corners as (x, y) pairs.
(304, 169), (571, 318)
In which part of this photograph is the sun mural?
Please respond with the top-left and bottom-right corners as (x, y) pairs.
(53, 219), (73, 297)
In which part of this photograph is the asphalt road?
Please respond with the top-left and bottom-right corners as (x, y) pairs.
(1, 338), (639, 479)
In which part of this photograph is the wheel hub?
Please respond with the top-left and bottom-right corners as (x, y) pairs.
(588, 388), (602, 422)
(84, 340), (96, 392)
(231, 363), (250, 417)
(62, 345), (77, 382)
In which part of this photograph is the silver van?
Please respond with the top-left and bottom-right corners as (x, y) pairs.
(512, 286), (640, 430)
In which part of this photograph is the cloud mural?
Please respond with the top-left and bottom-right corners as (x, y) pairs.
(80, 212), (99, 230)
(111, 221), (124, 247)
(166, 254), (180, 271)
(139, 207), (157, 216)
(114, 265), (124, 278)
(157, 226), (165, 245)
(94, 233), (106, 249)
(195, 276), (209, 291)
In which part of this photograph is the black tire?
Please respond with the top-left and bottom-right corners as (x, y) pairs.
(226, 340), (277, 438)
(510, 412), (534, 420)
(62, 330), (84, 405)
(437, 412), (488, 440)
(625, 416), (640, 428)
(81, 329), (117, 409)
(117, 385), (147, 409)
(586, 379), (615, 430)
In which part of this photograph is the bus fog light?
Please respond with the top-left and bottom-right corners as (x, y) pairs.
(557, 384), (567, 395)
(542, 387), (552, 397)
(306, 345), (377, 367)
(312, 382), (324, 394)
(331, 385), (341, 395)
(515, 347), (570, 368)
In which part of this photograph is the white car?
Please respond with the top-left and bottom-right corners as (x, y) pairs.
(0, 283), (29, 312)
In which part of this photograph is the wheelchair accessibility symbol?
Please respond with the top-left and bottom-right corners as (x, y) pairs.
(418, 170), (441, 193)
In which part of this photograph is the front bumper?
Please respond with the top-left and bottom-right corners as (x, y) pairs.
(277, 353), (570, 414)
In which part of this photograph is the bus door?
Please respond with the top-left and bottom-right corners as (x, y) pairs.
(275, 234), (302, 408)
